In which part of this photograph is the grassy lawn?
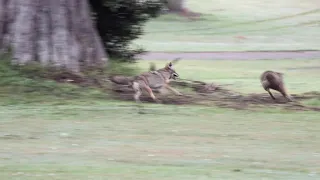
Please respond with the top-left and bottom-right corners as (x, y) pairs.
(133, 0), (320, 52)
(137, 59), (320, 93)
(1, 103), (319, 180)
(1, 58), (320, 179)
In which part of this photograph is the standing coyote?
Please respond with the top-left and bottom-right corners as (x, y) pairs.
(260, 70), (293, 102)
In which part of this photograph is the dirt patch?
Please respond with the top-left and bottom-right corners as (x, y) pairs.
(110, 79), (320, 112)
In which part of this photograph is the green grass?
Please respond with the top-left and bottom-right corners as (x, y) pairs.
(1, 103), (319, 179)
(0, 57), (143, 105)
(138, 59), (320, 94)
(0, 58), (320, 179)
(133, 0), (320, 52)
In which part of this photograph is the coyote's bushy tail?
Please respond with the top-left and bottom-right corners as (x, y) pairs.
(109, 75), (135, 86)
(149, 62), (156, 71)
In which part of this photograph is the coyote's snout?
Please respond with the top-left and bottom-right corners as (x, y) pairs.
(260, 70), (293, 102)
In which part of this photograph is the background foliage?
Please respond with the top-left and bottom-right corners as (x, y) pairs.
(89, 0), (165, 62)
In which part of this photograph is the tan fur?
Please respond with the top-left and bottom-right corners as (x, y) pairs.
(110, 59), (182, 103)
(131, 61), (182, 103)
(149, 62), (156, 71)
(148, 58), (180, 72)
(109, 75), (135, 85)
(109, 58), (181, 86)
(260, 70), (293, 102)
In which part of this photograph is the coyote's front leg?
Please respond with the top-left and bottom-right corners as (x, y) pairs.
(165, 84), (183, 96)
(144, 86), (161, 103)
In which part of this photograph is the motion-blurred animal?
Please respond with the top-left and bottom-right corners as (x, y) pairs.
(260, 70), (293, 102)
(110, 58), (182, 103)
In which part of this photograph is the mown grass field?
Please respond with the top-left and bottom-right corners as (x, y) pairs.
(1, 58), (319, 179)
(133, 0), (320, 52)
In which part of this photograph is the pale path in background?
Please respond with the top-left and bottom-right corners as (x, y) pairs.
(137, 50), (320, 60)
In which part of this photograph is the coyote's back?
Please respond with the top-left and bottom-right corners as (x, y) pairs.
(260, 71), (283, 91)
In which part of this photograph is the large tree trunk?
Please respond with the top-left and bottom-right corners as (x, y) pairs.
(165, 0), (201, 20)
(0, 0), (107, 73)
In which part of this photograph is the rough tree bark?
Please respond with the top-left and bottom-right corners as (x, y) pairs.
(0, 0), (107, 73)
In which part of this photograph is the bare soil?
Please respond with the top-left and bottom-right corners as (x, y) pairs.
(110, 79), (320, 112)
